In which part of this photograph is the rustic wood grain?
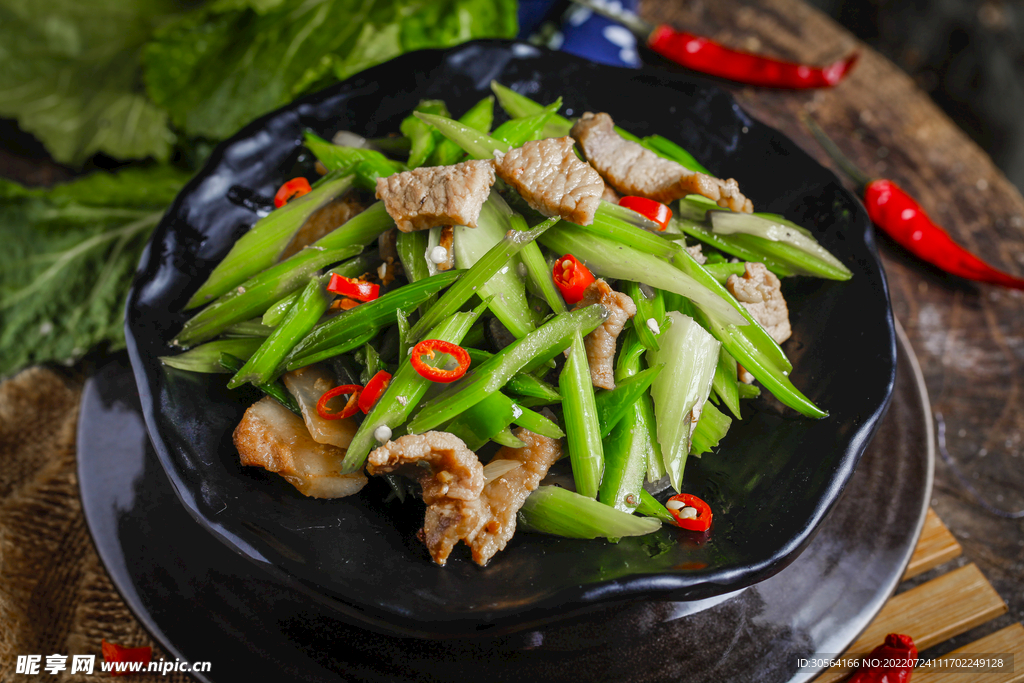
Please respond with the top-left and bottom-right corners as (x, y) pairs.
(903, 508), (963, 580)
(812, 563), (1007, 682)
(641, 0), (1024, 629)
(914, 623), (1024, 683)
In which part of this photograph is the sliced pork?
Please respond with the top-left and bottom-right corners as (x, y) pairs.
(573, 278), (637, 390)
(493, 137), (604, 226)
(468, 429), (562, 565)
(233, 397), (367, 498)
(726, 262), (792, 344)
(571, 112), (753, 213)
(375, 160), (495, 233)
(366, 431), (485, 566)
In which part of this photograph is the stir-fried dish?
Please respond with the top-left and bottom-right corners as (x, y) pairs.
(162, 82), (852, 567)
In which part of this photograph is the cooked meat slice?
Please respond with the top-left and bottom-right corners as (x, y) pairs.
(375, 160), (495, 233)
(686, 244), (707, 265)
(572, 278), (637, 390)
(726, 262), (792, 344)
(281, 365), (358, 449)
(367, 432), (486, 565)
(493, 137), (604, 226)
(571, 112), (753, 213)
(469, 429), (562, 565)
(234, 397), (366, 498)
(281, 194), (365, 259)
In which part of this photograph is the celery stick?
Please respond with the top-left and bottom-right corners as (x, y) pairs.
(409, 216), (558, 341)
(401, 100), (449, 168)
(160, 337), (264, 373)
(491, 98), (561, 146)
(594, 363), (662, 438)
(218, 353), (300, 416)
(636, 489), (675, 524)
(519, 486), (661, 539)
(414, 112), (509, 160)
(228, 274), (332, 387)
(223, 319), (273, 337)
(648, 312), (721, 493)
(262, 291), (300, 326)
(492, 428), (527, 448)
(709, 211), (852, 279)
(304, 132), (404, 176)
(454, 195), (535, 338)
(286, 270), (462, 370)
(561, 332), (604, 498)
(490, 81), (574, 138)
(540, 223), (746, 327)
(429, 96), (495, 166)
(703, 262), (746, 284)
(186, 173), (354, 308)
(407, 304), (608, 433)
(712, 346), (742, 419)
(175, 246), (365, 346)
(738, 382), (761, 400)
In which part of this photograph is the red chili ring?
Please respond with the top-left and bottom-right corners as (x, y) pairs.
(358, 370), (392, 414)
(316, 384), (362, 420)
(666, 493), (713, 532)
(409, 339), (471, 383)
(274, 177), (312, 208)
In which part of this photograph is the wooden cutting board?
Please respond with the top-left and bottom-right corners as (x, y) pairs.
(814, 509), (1024, 682)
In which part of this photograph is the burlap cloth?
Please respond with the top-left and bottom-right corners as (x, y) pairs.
(0, 366), (191, 682)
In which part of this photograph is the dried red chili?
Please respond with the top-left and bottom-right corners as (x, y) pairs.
(358, 370), (392, 413)
(101, 639), (153, 676)
(326, 273), (380, 302)
(552, 254), (596, 305)
(571, 1), (857, 89)
(410, 339), (471, 383)
(273, 177), (312, 208)
(316, 384), (362, 420)
(619, 196), (673, 230)
(806, 117), (1024, 291)
(665, 493), (713, 531)
(849, 633), (918, 683)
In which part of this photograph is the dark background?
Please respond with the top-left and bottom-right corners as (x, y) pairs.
(807, 0), (1024, 193)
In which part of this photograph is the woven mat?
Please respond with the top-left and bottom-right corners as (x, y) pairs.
(0, 366), (189, 683)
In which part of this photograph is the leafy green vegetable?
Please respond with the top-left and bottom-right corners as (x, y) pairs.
(0, 166), (191, 376)
(0, 0), (186, 165)
(143, 0), (518, 140)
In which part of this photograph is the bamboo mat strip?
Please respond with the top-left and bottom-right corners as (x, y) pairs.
(903, 508), (962, 580)
(913, 623), (1024, 683)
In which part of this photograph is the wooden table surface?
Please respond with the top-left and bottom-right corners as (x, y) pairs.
(640, 0), (1024, 655)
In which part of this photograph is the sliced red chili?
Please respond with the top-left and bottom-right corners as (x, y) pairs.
(101, 639), (153, 676)
(273, 177), (312, 208)
(552, 254), (596, 305)
(619, 196), (673, 230)
(410, 339), (471, 383)
(358, 370), (392, 414)
(316, 384), (362, 420)
(326, 273), (380, 302)
(666, 493), (713, 531)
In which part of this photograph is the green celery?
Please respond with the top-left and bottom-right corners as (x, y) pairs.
(647, 311), (721, 493)
(175, 246), (366, 346)
(304, 132), (405, 177)
(429, 96), (495, 166)
(406, 304), (608, 433)
(491, 98), (561, 146)
(711, 346), (742, 419)
(519, 486), (661, 539)
(413, 112), (509, 160)
(595, 363), (662, 438)
(691, 400), (732, 455)
(409, 217), (558, 340)
(490, 81), (573, 138)
(286, 269), (462, 369)
(186, 173), (354, 308)
(636, 489), (675, 524)
(561, 332), (604, 498)
(401, 100), (449, 168)
(218, 353), (300, 416)
(159, 337), (264, 373)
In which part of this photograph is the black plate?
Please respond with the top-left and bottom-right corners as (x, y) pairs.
(79, 328), (928, 682)
(125, 40), (896, 636)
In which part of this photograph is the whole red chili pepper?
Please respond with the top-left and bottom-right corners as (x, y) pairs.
(572, 0), (858, 89)
(849, 633), (918, 683)
(806, 117), (1024, 290)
